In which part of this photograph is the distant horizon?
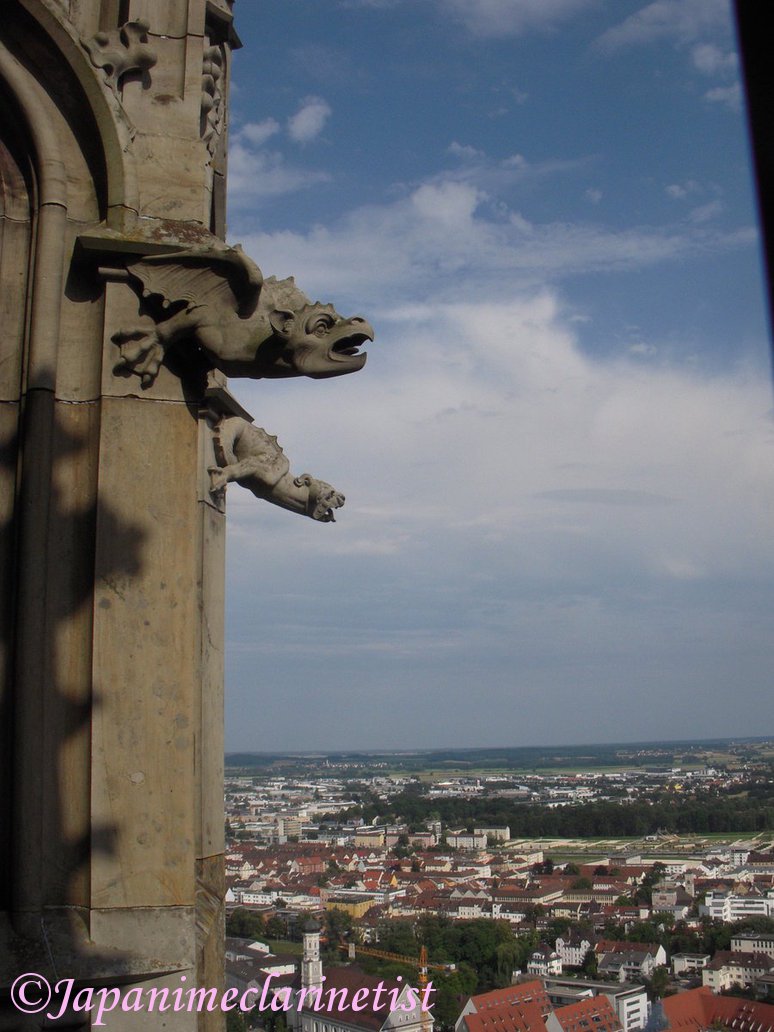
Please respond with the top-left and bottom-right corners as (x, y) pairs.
(224, 733), (774, 758)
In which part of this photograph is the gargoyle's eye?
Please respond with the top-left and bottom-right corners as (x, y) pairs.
(309, 315), (335, 337)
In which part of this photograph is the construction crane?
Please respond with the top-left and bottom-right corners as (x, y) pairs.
(338, 942), (455, 1031)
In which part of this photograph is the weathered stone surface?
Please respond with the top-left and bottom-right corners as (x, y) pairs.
(83, 18), (158, 95)
(91, 396), (199, 909)
(114, 248), (374, 386)
(210, 414), (347, 522)
(1, 3), (234, 1026)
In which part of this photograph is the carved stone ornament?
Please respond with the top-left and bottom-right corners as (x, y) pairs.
(209, 415), (345, 522)
(111, 244), (374, 387)
(83, 19), (158, 95)
(202, 44), (226, 157)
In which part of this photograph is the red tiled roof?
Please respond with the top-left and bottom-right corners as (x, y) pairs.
(595, 939), (660, 956)
(467, 980), (552, 1020)
(464, 999), (547, 1032)
(554, 995), (623, 1032)
(662, 987), (774, 1032)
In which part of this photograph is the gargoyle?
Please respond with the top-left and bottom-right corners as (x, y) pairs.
(209, 415), (344, 522)
(112, 245), (374, 387)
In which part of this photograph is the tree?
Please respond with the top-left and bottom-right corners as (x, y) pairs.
(324, 907), (353, 945)
(226, 908), (266, 941)
(433, 965), (477, 1030)
(523, 904), (545, 929)
(648, 966), (670, 999)
(582, 948), (598, 977)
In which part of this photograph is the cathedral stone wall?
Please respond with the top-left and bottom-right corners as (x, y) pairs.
(0, 1), (238, 1027)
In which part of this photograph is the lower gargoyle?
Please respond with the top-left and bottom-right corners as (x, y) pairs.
(209, 415), (344, 522)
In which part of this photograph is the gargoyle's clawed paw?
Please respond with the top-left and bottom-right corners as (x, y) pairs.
(112, 327), (164, 388)
(208, 466), (228, 495)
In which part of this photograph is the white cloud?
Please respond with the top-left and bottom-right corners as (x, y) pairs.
(691, 42), (737, 75)
(227, 104), (335, 208)
(629, 341), (657, 356)
(439, 0), (597, 38)
(238, 172), (755, 310)
(585, 188), (603, 204)
(448, 141), (486, 161)
(665, 180), (700, 199)
(227, 142), (330, 204)
(704, 83), (742, 113)
(238, 118), (280, 147)
(596, 0), (730, 50)
(227, 293), (774, 635)
(411, 181), (483, 224)
(287, 96), (332, 143)
(229, 162), (771, 600)
(688, 199), (723, 224)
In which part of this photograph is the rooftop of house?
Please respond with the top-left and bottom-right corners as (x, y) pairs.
(463, 999), (547, 1032)
(662, 987), (774, 1032)
(553, 995), (623, 1032)
(466, 980), (552, 1019)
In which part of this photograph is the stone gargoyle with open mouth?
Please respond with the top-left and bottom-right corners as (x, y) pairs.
(112, 244), (374, 387)
(209, 415), (345, 523)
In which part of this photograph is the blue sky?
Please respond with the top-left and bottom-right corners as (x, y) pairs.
(222, 0), (774, 752)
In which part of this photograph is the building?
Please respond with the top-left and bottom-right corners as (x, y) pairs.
(651, 889), (693, 921)
(447, 831), (488, 850)
(555, 937), (595, 969)
(325, 895), (380, 919)
(661, 986), (774, 1032)
(702, 951), (774, 992)
(595, 941), (667, 982)
(457, 996), (549, 1032)
(732, 932), (774, 959)
(704, 890), (774, 922)
(527, 948), (563, 977)
(670, 954), (710, 978)
(550, 996), (623, 1032)
(543, 978), (649, 1032)
(292, 921), (432, 1032)
(456, 984), (622, 1032)
(455, 981), (553, 1032)
(474, 827), (511, 843)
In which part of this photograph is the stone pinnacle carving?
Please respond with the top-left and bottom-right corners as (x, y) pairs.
(209, 415), (345, 522)
(202, 44), (226, 157)
(111, 244), (374, 386)
(83, 19), (158, 95)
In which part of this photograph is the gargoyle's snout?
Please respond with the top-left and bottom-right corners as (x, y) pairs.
(331, 317), (374, 358)
(303, 316), (374, 378)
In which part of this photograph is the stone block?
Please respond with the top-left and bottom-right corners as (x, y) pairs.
(90, 397), (199, 910)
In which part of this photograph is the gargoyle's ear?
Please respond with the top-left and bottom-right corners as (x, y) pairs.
(269, 308), (295, 338)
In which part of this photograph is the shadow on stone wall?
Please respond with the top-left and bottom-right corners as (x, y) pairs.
(0, 400), (159, 1029)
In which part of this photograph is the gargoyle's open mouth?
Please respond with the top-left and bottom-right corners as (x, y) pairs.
(331, 330), (372, 359)
(301, 317), (374, 377)
(312, 492), (346, 522)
